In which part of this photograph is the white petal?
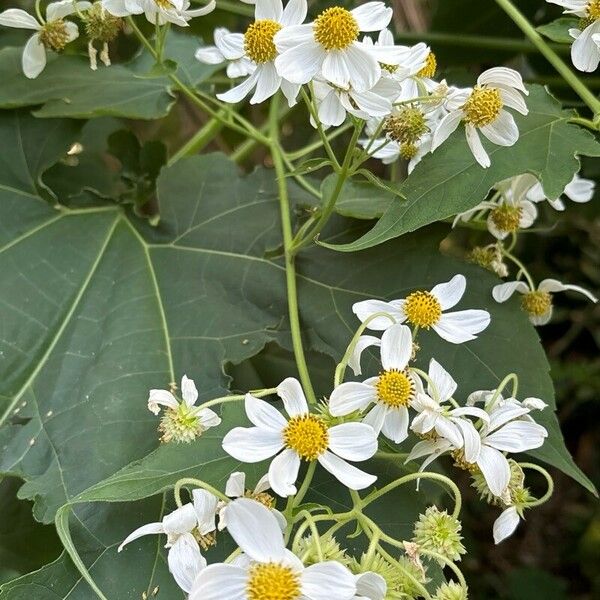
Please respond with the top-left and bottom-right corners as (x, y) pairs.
(538, 279), (598, 302)
(274, 23), (314, 51)
(0, 9), (40, 29)
(487, 404), (530, 432)
(493, 506), (520, 544)
(225, 497), (286, 561)
(492, 280), (529, 303)
(268, 448), (301, 497)
(198, 407), (221, 428)
(428, 358), (457, 402)
(328, 422), (378, 460)
(318, 451), (377, 490)
(352, 299), (404, 329)
(225, 472), (246, 498)
(192, 489), (218, 535)
(434, 417), (464, 448)
(432, 309), (491, 343)
(431, 274), (466, 310)
(485, 421), (548, 452)
(255, 473), (272, 494)
(168, 534), (206, 594)
(478, 67), (527, 93)
(522, 397), (548, 411)
(181, 375), (199, 406)
(351, 2), (393, 31)
(195, 45), (224, 64)
(477, 445), (511, 497)
(274, 41), (323, 84)
(564, 175), (595, 202)
(322, 50), (351, 89)
(245, 394), (287, 431)
(222, 426), (283, 461)
(431, 110), (462, 151)
(570, 21), (600, 72)
(255, 0), (283, 21)
(47, 0), (89, 20)
(215, 30), (245, 60)
(344, 43), (381, 92)
(277, 377), (309, 416)
(189, 564), (247, 600)
(22, 34), (46, 79)
(380, 406), (409, 444)
(499, 86), (528, 115)
(465, 124), (491, 168)
(348, 335), (381, 376)
(453, 418), (481, 463)
(185, 0), (217, 18)
(102, 0), (139, 17)
(318, 90), (346, 128)
(405, 439), (450, 462)
(380, 323), (412, 371)
(163, 503), (199, 537)
(329, 382), (376, 416)
(281, 79), (301, 107)
(217, 70), (260, 103)
(280, 0), (307, 26)
(363, 403), (388, 434)
(251, 62), (281, 104)
(301, 562), (357, 599)
(147, 389), (179, 415)
(480, 111), (519, 147)
(118, 522), (164, 552)
(351, 89), (392, 118)
(355, 571), (387, 600)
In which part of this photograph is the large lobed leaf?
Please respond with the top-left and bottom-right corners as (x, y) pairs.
(0, 113), (594, 596)
(323, 86), (600, 250)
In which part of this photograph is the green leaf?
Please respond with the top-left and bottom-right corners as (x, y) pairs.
(537, 18), (579, 44)
(322, 86), (600, 252)
(321, 175), (393, 220)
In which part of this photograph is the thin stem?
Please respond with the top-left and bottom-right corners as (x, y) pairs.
(35, 0), (44, 23)
(495, 0), (600, 115)
(294, 461), (317, 507)
(269, 94), (317, 405)
(301, 88), (340, 169)
(168, 115), (225, 166)
(486, 373), (519, 412)
(519, 462), (555, 507)
(174, 478), (229, 506)
(197, 387), (277, 411)
(419, 549), (468, 590)
(287, 123), (352, 160)
(501, 247), (536, 290)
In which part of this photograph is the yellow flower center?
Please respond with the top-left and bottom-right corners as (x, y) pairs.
(244, 19), (282, 64)
(462, 86), (503, 127)
(587, 0), (600, 20)
(154, 0), (174, 8)
(39, 19), (70, 52)
(314, 7), (359, 50)
(192, 530), (217, 551)
(451, 449), (479, 474)
(520, 290), (552, 317)
(400, 142), (418, 159)
(376, 369), (415, 408)
(418, 51), (437, 78)
(404, 291), (442, 328)
(490, 204), (522, 233)
(83, 3), (122, 42)
(247, 562), (301, 600)
(283, 414), (329, 461)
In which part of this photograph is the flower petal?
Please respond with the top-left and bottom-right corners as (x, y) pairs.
(433, 309), (491, 343)
(322, 50), (351, 89)
(478, 66), (527, 93)
(181, 374), (199, 406)
(465, 124), (491, 168)
(492, 280), (529, 303)
(477, 445), (510, 497)
(380, 406), (409, 444)
(355, 571), (387, 600)
(431, 110), (462, 151)
(480, 111), (519, 147)
(268, 447), (301, 497)
(215, 30), (245, 60)
(255, 0), (283, 21)
(485, 421), (547, 452)
(570, 21), (600, 72)
(280, 0), (307, 26)
(318, 450), (377, 490)
(329, 382), (376, 416)
(222, 426), (283, 461)
(217, 70), (260, 103)
(118, 521), (164, 552)
(344, 42), (381, 92)
(328, 422), (378, 460)
(348, 335), (381, 376)
(189, 563), (247, 600)
(538, 278), (598, 302)
(428, 358), (457, 402)
(168, 534), (206, 594)
(380, 323), (412, 371)
(274, 41), (323, 84)
(431, 274), (466, 310)
(493, 506), (520, 544)
(21, 34), (46, 79)
(225, 472), (246, 498)
(192, 489), (218, 535)
(277, 377), (309, 416)
(0, 9), (40, 29)
(251, 62), (281, 104)
(301, 561), (357, 599)
(147, 389), (179, 415)
(245, 394), (287, 431)
(352, 299), (403, 329)
(351, 2), (393, 31)
(163, 503), (199, 537)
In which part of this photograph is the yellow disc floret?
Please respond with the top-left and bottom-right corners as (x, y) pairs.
(490, 204), (522, 233)
(404, 291), (442, 328)
(314, 7), (359, 50)
(462, 86), (503, 127)
(587, 0), (600, 20)
(521, 290), (552, 318)
(247, 563), (301, 600)
(244, 19), (282, 64)
(384, 107), (429, 145)
(39, 20), (71, 52)
(376, 369), (415, 408)
(418, 51), (437, 78)
(283, 414), (329, 461)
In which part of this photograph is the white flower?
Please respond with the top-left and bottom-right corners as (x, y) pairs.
(222, 378), (378, 497)
(330, 324), (421, 444)
(200, 0), (307, 106)
(148, 375), (221, 443)
(432, 67), (529, 167)
(353, 274), (491, 344)
(411, 359), (489, 452)
(312, 77), (399, 128)
(102, 0), (215, 27)
(547, 0), (600, 71)
(274, 2), (406, 92)
(527, 173), (595, 210)
(189, 498), (363, 600)
(492, 277), (598, 325)
(220, 471), (287, 530)
(195, 27), (256, 79)
(118, 489), (218, 592)
(0, 1), (91, 79)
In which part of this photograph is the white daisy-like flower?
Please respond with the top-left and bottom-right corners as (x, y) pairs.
(410, 358), (489, 452)
(311, 77), (399, 128)
(547, 0), (600, 71)
(195, 27), (256, 79)
(102, 0), (215, 27)
(219, 471), (287, 530)
(189, 498), (368, 600)
(329, 324), (421, 444)
(118, 489), (218, 592)
(431, 67), (529, 168)
(201, 0), (308, 106)
(407, 400), (548, 497)
(0, 1), (91, 79)
(274, 2), (407, 92)
(222, 378), (378, 497)
(148, 375), (221, 443)
(527, 173), (595, 210)
(352, 274), (491, 344)
(493, 277), (598, 325)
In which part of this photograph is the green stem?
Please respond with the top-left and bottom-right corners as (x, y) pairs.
(519, 462), (555, 507)
(269, 94), (317, 405)
(197, 387), (277, 411)
(486, 373), (519, 411)
(287, 123), (353, 160)
(173, 478), (229, 506)
(301, 88), (340, 169)
(501, 247), (536, 290)
(495, 0), (600, 115)
(168, 115), (225, 166)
